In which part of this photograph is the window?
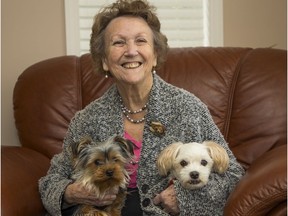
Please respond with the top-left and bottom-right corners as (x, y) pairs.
(65, 0), (223, 55)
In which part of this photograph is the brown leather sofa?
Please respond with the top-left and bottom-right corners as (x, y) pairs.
(2, 47), (287, 216)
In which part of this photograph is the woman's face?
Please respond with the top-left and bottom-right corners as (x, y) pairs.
(102, 16), (157, 86)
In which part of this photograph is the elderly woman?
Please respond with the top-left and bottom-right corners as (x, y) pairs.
(39, 0), (244, 215)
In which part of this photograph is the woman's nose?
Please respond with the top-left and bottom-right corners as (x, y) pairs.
(124, 42), (138, 57)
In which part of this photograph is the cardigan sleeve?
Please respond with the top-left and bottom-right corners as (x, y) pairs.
(38, 88), (122, 216)
(174, 102), (245, 216)
(38, 153), (74, 215)
(38, 114), (82, 216)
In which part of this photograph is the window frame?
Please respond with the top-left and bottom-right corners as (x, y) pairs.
(64, 0), (223, 55)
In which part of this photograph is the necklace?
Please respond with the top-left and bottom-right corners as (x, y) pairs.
(122, 112), (146, 124)
(122, 103), (148, 114)
(119, 97), (148, 124)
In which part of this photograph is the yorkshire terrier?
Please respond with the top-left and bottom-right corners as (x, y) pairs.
(157, 141), (229, 190)
(71, 135), (134, 216)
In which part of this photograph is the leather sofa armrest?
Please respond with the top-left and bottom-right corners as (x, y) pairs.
(1, 146), (51, 216)
(224, 145), (287, 216)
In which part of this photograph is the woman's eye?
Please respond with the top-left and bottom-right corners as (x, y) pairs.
(136, 38), (147, 45)
(180, 160), (188, 167)
(112, 40), (125, 46)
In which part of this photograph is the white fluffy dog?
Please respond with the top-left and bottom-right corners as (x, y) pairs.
(156, 141), (229, 189)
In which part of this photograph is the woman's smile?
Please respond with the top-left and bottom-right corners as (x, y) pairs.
(122, 62), (142, 69)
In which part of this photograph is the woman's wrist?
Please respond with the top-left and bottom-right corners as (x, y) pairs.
(63, 183), (77, 206)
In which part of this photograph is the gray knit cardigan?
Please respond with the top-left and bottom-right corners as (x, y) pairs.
(39, 74), (244, 216)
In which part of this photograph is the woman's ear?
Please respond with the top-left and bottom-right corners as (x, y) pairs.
(102, 58), (109, 71)
(153, 56), (157, 67)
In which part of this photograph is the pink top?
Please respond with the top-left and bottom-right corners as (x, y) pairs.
(124, 131), (142, 188)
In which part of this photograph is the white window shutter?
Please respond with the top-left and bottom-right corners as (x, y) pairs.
(65, 0), (223, 55)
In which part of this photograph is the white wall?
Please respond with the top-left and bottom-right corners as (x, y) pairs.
(2, 0), (66, 146)
(223, 0), (286, 49)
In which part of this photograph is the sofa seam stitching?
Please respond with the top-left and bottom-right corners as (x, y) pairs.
(223, 48), (253, 140)
(246, 190), (287, 215)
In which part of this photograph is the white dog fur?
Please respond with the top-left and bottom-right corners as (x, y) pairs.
(156, 141), (229, 189)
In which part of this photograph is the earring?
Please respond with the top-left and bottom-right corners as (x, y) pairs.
(152, 68), (156, 74)
(105, 73), (108, 78)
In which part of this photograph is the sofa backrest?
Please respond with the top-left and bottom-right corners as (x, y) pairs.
(13, 47), (287, 169)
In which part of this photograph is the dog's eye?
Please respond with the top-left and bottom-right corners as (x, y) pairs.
(94, 160), (103, 166)
(180, 160), (188, 167)
(201, 159), (208, 166)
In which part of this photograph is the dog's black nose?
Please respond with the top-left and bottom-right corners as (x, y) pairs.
(106, 170), (114, 177)
(190, 171), (199, 179)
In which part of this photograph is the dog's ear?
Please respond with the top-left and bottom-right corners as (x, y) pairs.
(157, 142), (182, 176)
(203, 141), (229, 174)
(71, 136), (92, 158)
(114, 136), (134, 157)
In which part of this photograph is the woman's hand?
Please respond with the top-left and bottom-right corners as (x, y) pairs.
(153, 184), (180, 216)
(64, 182), (118, 207)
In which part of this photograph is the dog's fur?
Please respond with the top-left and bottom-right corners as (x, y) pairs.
(157, 141), (229, 190)
(71, 136), (134, 216)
